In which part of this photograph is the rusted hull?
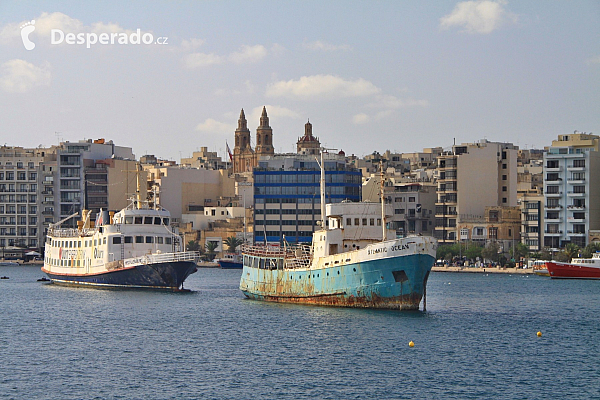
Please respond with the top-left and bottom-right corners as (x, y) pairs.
(240, 253), (434, 310)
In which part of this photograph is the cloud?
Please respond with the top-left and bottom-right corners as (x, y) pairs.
(183, 52), (224, 68)
(266, 74), (381, 99)
(196, 118), (234, 134)
(588, 56), (600, 65)
(352, 113), (370, 125)
(180, 38), (205, 51)
(0, 12), (143, 45)
(303, 40), (352, 51)
(0, 59), (51, 93)
(248, 105), (301, 123)
(440, 0), (517, 34)
(368, 94), (429, 109)
(229, 45), (267, 64)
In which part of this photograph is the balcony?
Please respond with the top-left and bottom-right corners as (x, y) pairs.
(545, 217), (562, 223)
(544, 205), (562, 210)
(545, 166), (562, 172)
(545, 178), (562, 183)
(567, 191), (585, 197)
(567, 205), (585, 210)
(567, 231), (586, 236)
(544, 230), (562, 235)
(545, 191), (562, 197)
(42, 210), (54, 215)
(567, 178), (585, 183)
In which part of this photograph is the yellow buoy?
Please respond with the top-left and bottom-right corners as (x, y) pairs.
(409, 341), (415, 347)
(537, 331), (542, 337)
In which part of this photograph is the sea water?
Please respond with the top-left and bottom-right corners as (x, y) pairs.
(1, 265), (599, 399)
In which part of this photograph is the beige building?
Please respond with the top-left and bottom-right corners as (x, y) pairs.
(145, 166), (235, 220)
(180, 147), (229, 170)
(435, 139), (518, 244)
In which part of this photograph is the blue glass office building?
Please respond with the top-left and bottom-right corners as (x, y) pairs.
(253, 158), (361, 244)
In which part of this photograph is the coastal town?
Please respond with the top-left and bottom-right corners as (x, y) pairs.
(1, 108), (598, 269)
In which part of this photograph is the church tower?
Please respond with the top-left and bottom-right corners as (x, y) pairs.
(255, 106), (274, 155)
(296, 119), (320, 155)
(234, 108), (251, 151)
(233, 108), (254, 173)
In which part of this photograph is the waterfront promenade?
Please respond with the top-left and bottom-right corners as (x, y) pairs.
(432, 265), (533, 274)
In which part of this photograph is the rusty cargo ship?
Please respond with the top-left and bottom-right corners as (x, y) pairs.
(240, 150), (437, 310)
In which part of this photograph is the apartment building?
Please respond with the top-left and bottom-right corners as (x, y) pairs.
(543, 132), (600, 248)
(0, 146), (47, 254)
(435, 139), (518, 244)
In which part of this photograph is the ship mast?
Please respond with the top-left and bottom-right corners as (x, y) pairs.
(319, 149), (326, 229)
(135, 163), (142, 209)
(380, 161), (386, 242)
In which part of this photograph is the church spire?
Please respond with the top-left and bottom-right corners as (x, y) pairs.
(238, 108), (248, 131)
(259, 106), (270, 128)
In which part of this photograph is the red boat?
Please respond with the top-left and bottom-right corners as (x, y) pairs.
(546, 253), (600, 279)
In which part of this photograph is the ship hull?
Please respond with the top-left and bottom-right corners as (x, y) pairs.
(218, 260), (243, 269)
(547, 261), (600, 279)
(42, 261), (197, 290)
(240, 253), (434, 310)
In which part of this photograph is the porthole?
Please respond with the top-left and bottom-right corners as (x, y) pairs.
(353, 268), (356, 272)
(337, 271), (340, 275)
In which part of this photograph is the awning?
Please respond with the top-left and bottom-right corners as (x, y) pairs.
(25, 251), (41, 256)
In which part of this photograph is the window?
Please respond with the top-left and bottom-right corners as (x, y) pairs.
(408, 197), (415, 202)
(573, 186), (585, 194)
(502, 164), (507, 169)
(573, 159), (585, 168)
(113, 237), (122, 244)
(144, 216), (153, 224)
(354, 218), (359, 226)
(125, 236), (133, 243)
(157, 237), (163, 244)
(502, 175), (507, 180)
(135, 236), (144, 243)
(346, 218), (351, 226)
(502, 186), (507, 192)
(146, 236), (154, 243)
(502, 197), (507, 203)
(370, 218), (375, 226)
(362, 218), (367, 225)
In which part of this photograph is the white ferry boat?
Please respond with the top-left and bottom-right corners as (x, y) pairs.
(42, 191), (199, 290)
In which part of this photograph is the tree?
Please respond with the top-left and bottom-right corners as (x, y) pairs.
(464, 242), (483, 261)
(581, 242), (600, 258)
(205, 241), (219, 261)
(561, 243), (580, 262)
(511, 242), (529, 260)
(186, 240), (200, 252)
(481, 241), (501, 263)
(224, 236), (244, 253)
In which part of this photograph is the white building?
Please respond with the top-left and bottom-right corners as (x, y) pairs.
(543, 132), (600, 249)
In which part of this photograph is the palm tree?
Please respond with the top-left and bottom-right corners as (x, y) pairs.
(186, 240), (200, 252)
(224, 236), (244, 253)
(562, 243), (580, 262)
(205, 241), (218, 261)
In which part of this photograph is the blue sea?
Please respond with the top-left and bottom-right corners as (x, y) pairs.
(1, 265), (599, 399)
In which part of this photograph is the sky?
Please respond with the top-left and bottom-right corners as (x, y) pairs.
(0, 1), (599, 162)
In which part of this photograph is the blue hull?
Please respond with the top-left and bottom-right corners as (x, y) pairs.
(218, 260), (243, 269)
(44, 261), (197, 290)
(240, 253), (434, 310)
